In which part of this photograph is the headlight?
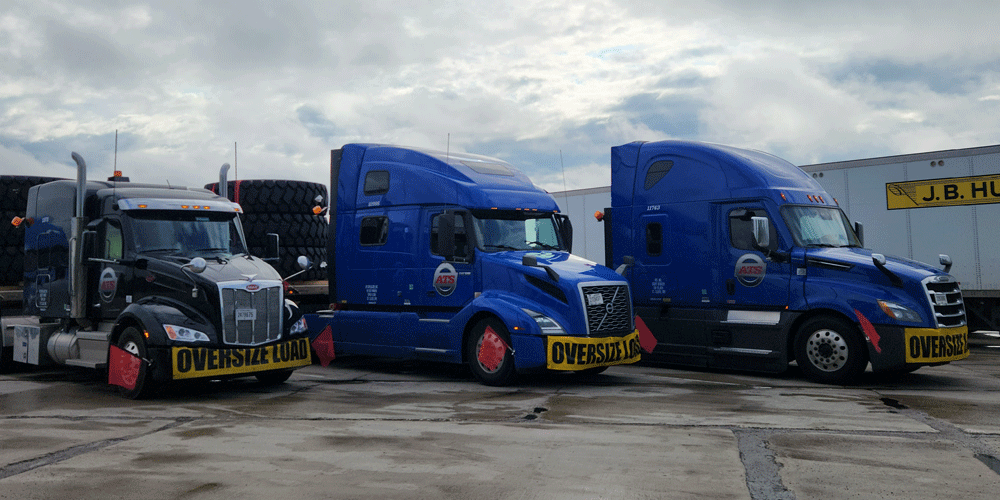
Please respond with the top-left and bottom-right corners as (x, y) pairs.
(522, 308), (566, 335)
(877, 300), (922, 323)
(290, 317), (308, 335)
(163, 324), (210, 342)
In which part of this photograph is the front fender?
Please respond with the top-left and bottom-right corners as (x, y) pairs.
(454, 290), (541, 337)
(114, 298), (217, 347)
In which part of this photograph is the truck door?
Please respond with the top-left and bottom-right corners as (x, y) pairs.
(414, 210), (476, 350)
(724, 206), (789, 308)
(95, 218), (130, 319)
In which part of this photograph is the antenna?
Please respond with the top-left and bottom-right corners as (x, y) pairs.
(234, 141), (238, 180)
(559, 149), (569, 208)
(114, 129), (118, 172)
(446, 133), (450, 162)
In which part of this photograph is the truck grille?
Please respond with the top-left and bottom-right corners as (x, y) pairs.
(922, 276), (966, 328)
(579, 282), (633, 336)
(219, 281), (282, 346)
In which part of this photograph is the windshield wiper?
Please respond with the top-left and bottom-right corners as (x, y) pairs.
(484, 244), (521, 251)
(140, 247), (181, 254)
(527, 241), (560, 250)
(195, 247), (229, 253)
(807, 243), (841, 248)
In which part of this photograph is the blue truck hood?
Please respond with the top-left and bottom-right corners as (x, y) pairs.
(805, 247), (945, 282)
(482, 251), (625, 284)
(479, 251), (630, 336)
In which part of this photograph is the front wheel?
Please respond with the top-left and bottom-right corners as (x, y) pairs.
(117, 326), (155, 399)
(794, 316), (868, 385)
(255, 369), (294, 385)
(466, 318), (516, 386)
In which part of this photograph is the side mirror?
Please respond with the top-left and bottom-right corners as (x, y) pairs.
(854, 222), (865, 247)
(556, 214), (573, 253)
(265, 233), (280, 262)
(437, 211), (456, 260)
(186, 257), (207, 274)
(751, 216), (770, 249)
(297, 255), (312, 271)
(615, 255), (635, 276)
(939, 254), (952, 273)
(82, 230), (97, 262)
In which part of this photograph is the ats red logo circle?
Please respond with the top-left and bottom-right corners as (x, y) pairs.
(99, 267), (118, 302)
(433, 262), (458, 296)
(246, 283), (260, 291)
(735, 253), (766, 287)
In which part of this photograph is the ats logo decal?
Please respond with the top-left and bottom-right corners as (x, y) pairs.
(735, 253), (766, 287)
(433, 262), (458, 296)
(99, 267), (118, 302)
(246, 283), (260, 292)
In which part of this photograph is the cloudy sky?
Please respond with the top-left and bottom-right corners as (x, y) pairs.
(2, 1), (999, 194)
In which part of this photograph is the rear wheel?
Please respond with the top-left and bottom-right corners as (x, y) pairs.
(466, 318), (516, 386)
(794, 316), (867, 385)
(117, 327), (155, 399)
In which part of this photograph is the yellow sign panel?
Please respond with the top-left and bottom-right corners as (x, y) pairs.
(547, 331), (641, 370)
(904, 326), (968, 363)
(887, 174), (1000, 209)
(171, 338), (312, 380)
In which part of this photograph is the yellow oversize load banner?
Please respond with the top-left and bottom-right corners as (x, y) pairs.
(887, 174), (1000, 209)
(904, 326), (969, 363)
(547, 331), (641, 370)
(172, 338), (312, 380)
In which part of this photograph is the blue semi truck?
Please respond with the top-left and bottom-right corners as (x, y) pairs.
(303, 144), (640, 385)
(600, 140), (968, 384)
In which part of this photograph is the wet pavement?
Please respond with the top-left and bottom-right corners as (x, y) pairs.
(2, 332), (1000, 499)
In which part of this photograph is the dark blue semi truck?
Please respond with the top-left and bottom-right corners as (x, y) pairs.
(600, 140), (968, 384)
(304, 144), (640, 385)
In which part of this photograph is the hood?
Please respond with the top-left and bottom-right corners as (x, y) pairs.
(482, 251), (625, 285)
(144, 253), (282, 291)
(805, 247), (946, 282)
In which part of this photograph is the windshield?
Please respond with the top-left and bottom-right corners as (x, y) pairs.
(125, 210), (248, 258)
(781, 205), (861, 248)
(471, 210), (565, 252)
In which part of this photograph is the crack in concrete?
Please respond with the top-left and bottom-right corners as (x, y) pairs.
(0, 418), (193, 480)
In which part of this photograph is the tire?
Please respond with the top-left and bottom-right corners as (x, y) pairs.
(0, 175), (65, 212)
(205, 180), (328, 215)
(255, 369), (294, 385)
(573, 366), (609, 378)
(117, 327), (156, 399)
(241, 213), (327, 248)
(0, 346), (14, 374)
(466, 317), (516, 386)
(794, 316), (868, 385)
(0, 246), (24, 285)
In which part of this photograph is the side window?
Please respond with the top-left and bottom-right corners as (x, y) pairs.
(359, 216), (388, 246)
(364, 170), (390, 196)
(729, 209), (776, 251)
(104, 221), (123, 260)
(431, 213), (468, 259)
(644, 160), (674, 190)
(646, 223), (662, 256)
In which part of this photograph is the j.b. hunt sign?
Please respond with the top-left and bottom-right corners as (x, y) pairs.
(886, 173), (1000, 210)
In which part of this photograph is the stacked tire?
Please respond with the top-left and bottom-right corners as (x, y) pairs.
(1, 175), (65, 285)
(205, 180), (328, 281)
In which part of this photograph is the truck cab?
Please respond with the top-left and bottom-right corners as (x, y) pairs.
(306, 144), (640, 385)
(2, 156), (311, 397)
(605, 140), (968, 384)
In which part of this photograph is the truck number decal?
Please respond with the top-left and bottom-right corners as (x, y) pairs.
(547, 331), (641, 370)
(734, 254), (766, 287)
(887, 174), (1000, 209)
(171, 338), (311, 380)
(235, 308), (256, 321)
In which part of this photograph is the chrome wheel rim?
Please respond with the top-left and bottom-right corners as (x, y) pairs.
(805, 328), (849, 372)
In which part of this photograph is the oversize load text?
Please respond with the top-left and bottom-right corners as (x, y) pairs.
(547, 331), (641, 370)
(904, 327), (969, 363)
(172, 338), (311, 379)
